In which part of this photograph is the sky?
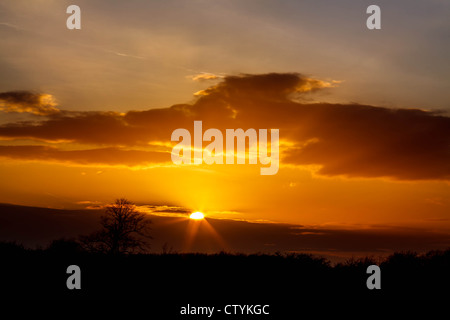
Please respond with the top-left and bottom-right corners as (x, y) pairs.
(0, 0), (449, 255)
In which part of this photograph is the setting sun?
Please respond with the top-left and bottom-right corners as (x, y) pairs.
(190, 212), (205, 220)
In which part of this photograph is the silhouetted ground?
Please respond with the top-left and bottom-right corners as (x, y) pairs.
(3, 203), (450, 262)
(1, 240), (449, 300)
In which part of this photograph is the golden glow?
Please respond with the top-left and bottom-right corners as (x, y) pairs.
(1, 161), (449, 229)
(184, 211), (227, 252)
(190, 211), (205, 220)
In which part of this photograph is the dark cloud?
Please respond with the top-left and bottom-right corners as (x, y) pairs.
(281, 103), (450, 180)
(0, 73), (449, 180)
(0, 91), (60, 116)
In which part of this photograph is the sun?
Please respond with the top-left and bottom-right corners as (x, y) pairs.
(190, 211), (205, 220)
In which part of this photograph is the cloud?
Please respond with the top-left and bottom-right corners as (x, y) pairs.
(0, 145), (170, 167)
(0, 91), (60, 116)
(0, 73), (449, 180)
(295, 78), (341, 93)
(135, 205), (192, 218)
(280, 104), (450, 180)
(190, 73), (222, 81)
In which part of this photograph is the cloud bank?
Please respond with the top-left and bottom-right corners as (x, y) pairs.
(0, 73), (449, 180)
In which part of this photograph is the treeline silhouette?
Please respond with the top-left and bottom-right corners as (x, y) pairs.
(1, 199), (449, 300)
(1, 239), (450, 300)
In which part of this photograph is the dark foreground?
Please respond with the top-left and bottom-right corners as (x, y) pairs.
(1, 241), (450, 301)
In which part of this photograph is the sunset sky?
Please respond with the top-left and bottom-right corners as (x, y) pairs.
(0, 0), (449, 256)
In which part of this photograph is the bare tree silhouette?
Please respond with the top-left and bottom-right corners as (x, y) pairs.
(80, 198), (152, 255)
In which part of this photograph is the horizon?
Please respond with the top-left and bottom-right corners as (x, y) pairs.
(2, 202), (450, 265)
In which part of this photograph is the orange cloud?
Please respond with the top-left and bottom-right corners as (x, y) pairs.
(0, 73), (449, 180)
(190, 73), (222, 81)
(295, 77), (341, 93)
(0, 91), (60, 116)
(0, 145), (170, 166)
